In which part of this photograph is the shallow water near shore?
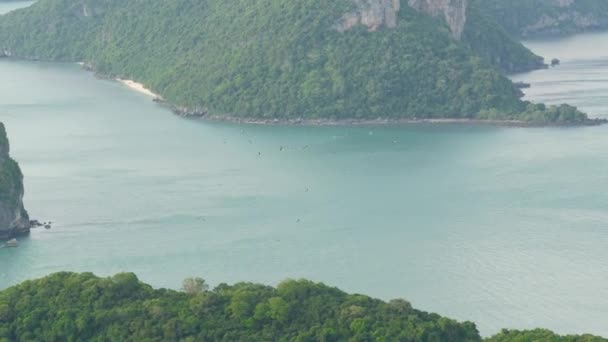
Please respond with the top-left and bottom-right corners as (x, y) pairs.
(1, 31), (608, 336)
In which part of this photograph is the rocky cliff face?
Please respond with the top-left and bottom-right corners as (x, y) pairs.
(335, 0), (401, 32)
(408, 0), (467, 39)
(0, 123), (30, 239)
(336, 0), (467, 40)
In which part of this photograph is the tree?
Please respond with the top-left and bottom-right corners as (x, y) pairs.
(181, 277), (208, 295)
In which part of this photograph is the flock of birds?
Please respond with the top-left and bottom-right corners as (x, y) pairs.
(217, 128), (325, 225)
(4, 128), (401, 246)
(216, 128), (400, 225)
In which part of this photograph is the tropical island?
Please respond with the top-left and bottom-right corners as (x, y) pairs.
(0, 272), (606, 341)
(0, 0), (603, 125)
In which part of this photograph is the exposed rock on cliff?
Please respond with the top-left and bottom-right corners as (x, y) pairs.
(337, 0), (467, 40)
(0, 123), (30, 238)
(335, 0), (401, 32)
(0, 48), (11, 58)
(0, 0), (577, 122)
(408, 0), (467, 39)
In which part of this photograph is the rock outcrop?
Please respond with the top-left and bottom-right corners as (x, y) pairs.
(0, 48), (11, 58)
(335, 0), (401, 32)
(336, 0), (467, 40)
(0, 123), (31, 239)
(408, 0), (467, 39)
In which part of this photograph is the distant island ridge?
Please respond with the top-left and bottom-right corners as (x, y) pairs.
(1, 272), (607, 341)
(0, 0), (606, 125)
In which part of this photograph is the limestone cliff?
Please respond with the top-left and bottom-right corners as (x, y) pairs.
(336, 0), (467, 40)
(408, 0), (467, 39)
(0, 123), (30, 238)
(335, 0), (401, 32)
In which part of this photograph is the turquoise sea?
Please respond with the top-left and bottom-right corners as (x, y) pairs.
(1, 4), (607, 335)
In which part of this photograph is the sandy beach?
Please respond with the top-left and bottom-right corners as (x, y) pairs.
(117, 79), (160, 98)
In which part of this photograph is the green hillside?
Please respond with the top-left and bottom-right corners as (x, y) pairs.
(1, 272), (606, 341)
(0, 0), (593, 123)
(463, 4), (544, 73)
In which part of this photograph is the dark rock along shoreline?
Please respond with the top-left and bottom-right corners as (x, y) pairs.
(165, 101), (607, 128)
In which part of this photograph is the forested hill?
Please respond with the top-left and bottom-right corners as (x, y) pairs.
(462, 4), (544, 73)
(0, 272), (606, 341)
(0, 0), (592, 123)
(472, 0), (608, 38)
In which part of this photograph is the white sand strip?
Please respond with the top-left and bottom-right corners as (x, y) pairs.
(117, 79), (159, 98)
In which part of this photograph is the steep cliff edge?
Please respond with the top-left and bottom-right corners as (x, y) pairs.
(335, 0), (401, 32)
(0, 123), (30, 239)
(334, 0), (542, 73)
(336, 0), (467, 39)
(408, 0), (467, 40)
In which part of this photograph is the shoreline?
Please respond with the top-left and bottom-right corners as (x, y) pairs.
(169, 107), (607, 128)
(68, 63), (606, 128)
(116, 79), (161, 99)
(191, 115), (531, 127)
(74, 63), (161, 100)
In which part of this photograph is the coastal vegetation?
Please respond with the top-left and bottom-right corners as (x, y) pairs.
(0, 272), (606, 341)
(462, 4), (544, 73)
(487, 329), (608, 342)
(0, 0), (595, 124)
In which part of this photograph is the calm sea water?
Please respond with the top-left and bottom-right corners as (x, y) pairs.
(1, 28), (608, 336)
(512, 31), (608, 117)
(0, 1), (35, 15)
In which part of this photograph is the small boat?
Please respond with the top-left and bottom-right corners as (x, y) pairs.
(5, 239), (18, 247)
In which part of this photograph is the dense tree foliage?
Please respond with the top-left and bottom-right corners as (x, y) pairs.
(486, 329), (608, 342)
(0, 272), (483, 341)
(479, 103), (589, 124)
(472, 0), (608, 38)
(0, 0), (592, 123)
(1, 273), (605, 342)
(462, 5), (544, 73)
